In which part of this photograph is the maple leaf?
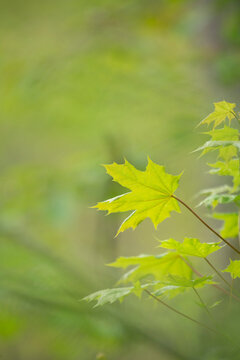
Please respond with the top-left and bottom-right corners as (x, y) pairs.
(199, 101), (236, 128)
(83, 287), (135, 307)
(108, 253), (192, 283)
(93, 158), (182, 235)
(213, 213), (239, 239)
(223, 260), (240, 279)
(200, 125), (239, 160)
(152, 275), (214, 299)
(196, 185), (236, 208)
(208, 159), (240, 191)
(158, 238), (222, 258)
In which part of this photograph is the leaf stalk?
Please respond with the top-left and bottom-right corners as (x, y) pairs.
(144, 289), (217, 335)
(172, 195), (240, 255)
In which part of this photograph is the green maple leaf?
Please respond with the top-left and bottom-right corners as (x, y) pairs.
(83, 281), (156, 307)
(197, 185), (236, 208)
(158, 237), (222, 258)
(223, 260), (240, 279)
(202, 125), (239, 160)
(153, 285), (186, 298)
(199, 101), (236, 128)
(208, 159), (240, 190)
(93, 158), (182, 235)
(108, 252), (192, 284)
(206, 126), (239, 142)
(153, 276), (214, 299)
(213, 213), (239, 239)
(194, 141), (240, 157)
(162, 275), (214, 288)
(83, 287), (135, 307)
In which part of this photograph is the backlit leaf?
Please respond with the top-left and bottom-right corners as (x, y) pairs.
(108, 253), (192, 284)
(83, 287), (135, 307)
(201, 126), (239, 160)
(199, 101), (236, 128)
(194, 141), (240, 156)
(208, 159), (240, 190)
(223, 260), (240, 279)
(213, 213), (239, 238)
(153, 285), (186, 298)
(205, 126), (239, 142)
(197, 185), (236, 208)
(162, 275), (214, 288)
(158, 237), (222, 258)
(93, 158), (182, 235)
(153, 276), (214, 299)
(198, 192), (237, 209)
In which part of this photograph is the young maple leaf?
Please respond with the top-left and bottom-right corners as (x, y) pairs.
(93, 157), (182, 235)
(199, 101), (236, 128)
(223, 259), (240, 279)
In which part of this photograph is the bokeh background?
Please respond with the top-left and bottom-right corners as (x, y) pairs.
(0, 0), (240, 359)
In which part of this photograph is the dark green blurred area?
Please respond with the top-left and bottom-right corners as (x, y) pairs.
(0, 0), (239, 359)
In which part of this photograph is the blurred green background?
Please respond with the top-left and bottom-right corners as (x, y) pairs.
(0, 0), (239, 359)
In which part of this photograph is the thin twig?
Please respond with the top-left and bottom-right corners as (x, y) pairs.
(230, 110), (240, 126)
(172, 195), (240, 255)
(144, 289), (217, 334)
(193, 287), (211, 317)
(181, 256), (240, 302)
(204, 258), (231, 289)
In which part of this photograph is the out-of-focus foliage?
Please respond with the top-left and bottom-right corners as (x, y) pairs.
(0, 0), (239, 359)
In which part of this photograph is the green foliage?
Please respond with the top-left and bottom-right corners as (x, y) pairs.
(199, 101), (236, 128)
(159, 275), (214, 289)
(194, 140), (240, 157)
(85, 100), (240, 346)
(208, 159), (240, 190)
(83, 286), (141, 308)
(213, 213), (239, 238)
(93, 158), (182, 235)
(223, 260), (240, 279)
(108, 253), (192, 284)
(205, 125), (239, 161)
(197, 187), (237, 208)
(83, 274), (215, 307)
(153, 275), (214, 299)
(83, 283), (142, 307)
(158, 238), (222, 258)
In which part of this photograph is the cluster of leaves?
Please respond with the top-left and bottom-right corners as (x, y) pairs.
(84, 101), (240, 327)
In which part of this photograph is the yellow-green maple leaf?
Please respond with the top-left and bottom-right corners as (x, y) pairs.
(213, 213), (239, 239)
(208, 159), (240, 190)
(158, 238), (222, 258)
(223, 260), (240, 279)
(199, 101), (236, 128)
(108, 253), (192, 283)
(203, 125), (239, 160)
(93, 158), (182, 235)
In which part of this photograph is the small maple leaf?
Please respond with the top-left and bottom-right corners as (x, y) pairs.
(199, 101), (236, 128)
(158, 238), (222, 258)
(93, 157), (182, 235)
